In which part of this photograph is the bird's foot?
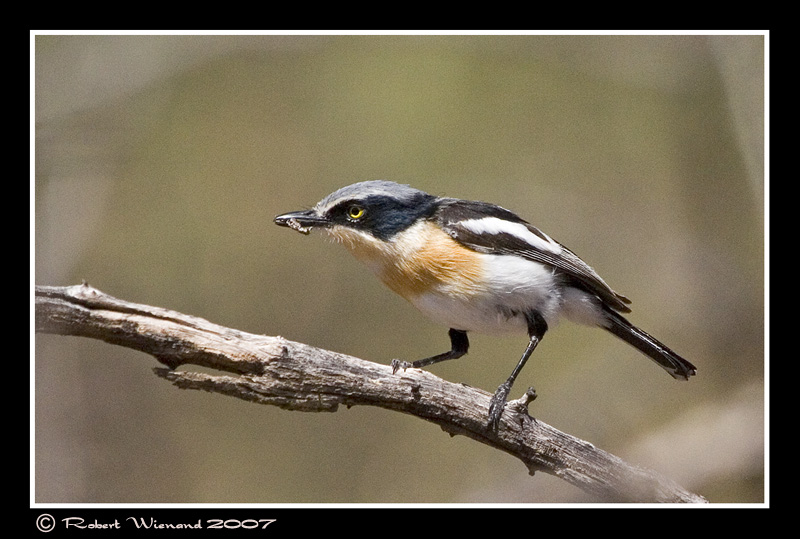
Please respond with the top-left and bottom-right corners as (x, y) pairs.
(390, 359), (412, 374)
(488, 382), (512, 430)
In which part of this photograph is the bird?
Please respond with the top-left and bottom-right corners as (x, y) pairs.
(274, 180), (696, 429)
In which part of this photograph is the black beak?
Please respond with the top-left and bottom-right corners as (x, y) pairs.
(274, 209), (329, 235)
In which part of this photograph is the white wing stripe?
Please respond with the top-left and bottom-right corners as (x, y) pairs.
(458, 217), (562, 255)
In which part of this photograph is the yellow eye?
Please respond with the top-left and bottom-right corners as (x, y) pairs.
(347, 205), (365, 220)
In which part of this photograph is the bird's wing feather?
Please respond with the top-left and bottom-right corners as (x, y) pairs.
(436, 200), (632, 313)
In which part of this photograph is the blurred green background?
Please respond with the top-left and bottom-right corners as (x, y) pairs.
(34, 33), (765, 504)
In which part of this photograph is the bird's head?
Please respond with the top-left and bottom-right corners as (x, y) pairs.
(275, 180), (439, 242)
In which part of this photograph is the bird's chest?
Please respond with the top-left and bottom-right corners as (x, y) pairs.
(327, 221), (485, 300)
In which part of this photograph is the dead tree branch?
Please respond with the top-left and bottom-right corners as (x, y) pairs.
(34, 283), (706, 503)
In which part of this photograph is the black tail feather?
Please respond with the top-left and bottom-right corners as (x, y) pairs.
(602, 310), (696, 380)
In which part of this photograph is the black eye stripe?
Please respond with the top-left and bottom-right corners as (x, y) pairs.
(325, 194), (438, 240)
(330, 200), (366, 218)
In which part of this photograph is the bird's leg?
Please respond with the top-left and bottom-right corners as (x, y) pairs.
(488, 312), (548, 430)
(391, 329), (469, 373)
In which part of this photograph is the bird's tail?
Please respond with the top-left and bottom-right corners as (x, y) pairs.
(602, 309), (696, 381)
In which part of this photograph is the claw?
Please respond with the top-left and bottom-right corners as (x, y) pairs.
(488, 382), (512, 430)
(390, 359), (411, 374)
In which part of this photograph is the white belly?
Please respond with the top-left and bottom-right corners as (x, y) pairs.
(408, 254), (566, 335)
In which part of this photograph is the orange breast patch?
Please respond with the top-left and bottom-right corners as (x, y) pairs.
(327, 221), (485, 300)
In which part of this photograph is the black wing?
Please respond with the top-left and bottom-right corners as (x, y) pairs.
(435, 199), (632, 313)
